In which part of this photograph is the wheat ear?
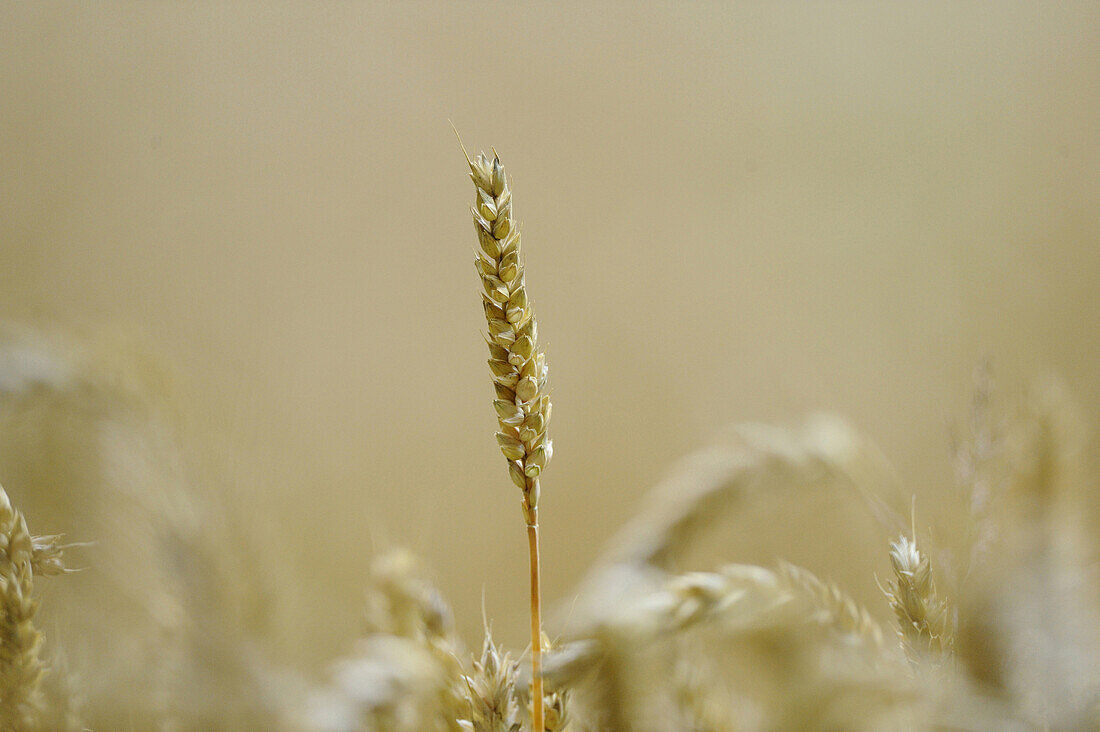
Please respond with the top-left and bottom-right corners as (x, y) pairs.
(883, 533), (952, 662)
(459, 628), (521, 732)
(0, 484), (65, 730)
(777, 562), (888, 652)
(465, 148), (552, 730)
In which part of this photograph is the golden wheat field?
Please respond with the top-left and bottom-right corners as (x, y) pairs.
(1, 2), (1100, 729)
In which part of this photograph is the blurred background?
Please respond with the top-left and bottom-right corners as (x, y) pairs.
(1, 1), (1098, 681)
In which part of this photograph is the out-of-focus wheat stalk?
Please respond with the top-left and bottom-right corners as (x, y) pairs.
(948, 363), (1004, 582)
(39, 646), (85, 732)
(464, 146), (552, 731)
(952, 379), (1100, 727)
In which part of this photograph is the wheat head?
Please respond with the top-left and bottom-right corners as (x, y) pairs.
(884, 534), (952, 662)
(458, 629), (521, 732)
(0, 484), (65, 730)
(467, 151), (552, 527)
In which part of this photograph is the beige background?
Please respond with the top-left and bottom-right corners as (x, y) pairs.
(2, 2), (1098, 671)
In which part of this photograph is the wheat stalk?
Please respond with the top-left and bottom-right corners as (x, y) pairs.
(464, 146), (552, 731)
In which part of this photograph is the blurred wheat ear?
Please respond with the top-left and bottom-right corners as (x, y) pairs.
(0, 329), (300, 729)
(465, 144), (553, 731)
(882, 533), (953, 662)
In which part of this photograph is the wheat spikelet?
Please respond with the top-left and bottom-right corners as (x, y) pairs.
(535, 633), (570, 732)
(29, 536), (66, 578)
(542, 690), (568, 732)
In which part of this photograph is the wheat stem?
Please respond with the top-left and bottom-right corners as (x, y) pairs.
(527, 522), (544, 731)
